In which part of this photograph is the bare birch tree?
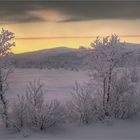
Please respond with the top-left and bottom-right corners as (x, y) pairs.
(0, 28), (15, 127)
(88, 35), (128, 117)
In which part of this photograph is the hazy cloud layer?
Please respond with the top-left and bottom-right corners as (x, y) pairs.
(0, 1), (140, 23)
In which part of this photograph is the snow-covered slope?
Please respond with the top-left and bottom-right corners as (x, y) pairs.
(13, 43), (140, 58)
(125, 42), (140, 50)
(14, 47), (77, 59)
(11, 43), (140, 69)
(3, 68), (140, 140)
(11, 47), (83, 69)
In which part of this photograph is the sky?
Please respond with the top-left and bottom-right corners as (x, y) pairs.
(1, 1), (140, 53)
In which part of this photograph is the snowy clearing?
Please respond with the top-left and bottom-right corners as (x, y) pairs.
(0, 69), (138, 140)
(0, 119), (140, 140)
(7, 68), (89, 102)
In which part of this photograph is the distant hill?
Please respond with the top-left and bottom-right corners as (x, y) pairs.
(11, 47), (85, 70)
(11, 43), (140, 70)
(14, 47), (77, 60)
(124, 43), (140, 50)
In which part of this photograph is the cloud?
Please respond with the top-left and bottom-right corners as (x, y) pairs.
(0, 1), (46, 23)
(0, 1), (140, 24)
(56, 1), (140, 22)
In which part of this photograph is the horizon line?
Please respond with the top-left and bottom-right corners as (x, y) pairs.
(15, 35), (140, 40)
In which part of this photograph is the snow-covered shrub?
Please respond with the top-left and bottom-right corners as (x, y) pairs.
(11, 79), (65, 131)
(129, 67), (139, 83)
(67, 82), (103, 124)
(11, 95), (28, 132)
(28, 99), (65, 130)
(110, 72), (140, 119)
(25, 79), (44, 110)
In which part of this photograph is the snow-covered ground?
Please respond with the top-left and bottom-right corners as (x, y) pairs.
(0, 68), (139, 140)
(0, 119), (140, 140)
(7, 68), (89, 102)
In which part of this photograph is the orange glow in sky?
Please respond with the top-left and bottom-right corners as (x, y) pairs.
(1, 2), (140, 54)
(2, 19), (140, 54)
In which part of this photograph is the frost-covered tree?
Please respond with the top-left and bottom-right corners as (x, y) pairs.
(88, 35), (128, 117)
(0, 28), (15, 127)
(25, 80), (65, 130)
(11, 95), (27, 131)
(110, 71), (139, 119)
(67, 82), (103, 124)
(11, 79), (65, 131)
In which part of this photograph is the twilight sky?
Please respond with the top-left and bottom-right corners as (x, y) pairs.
(1, 1), (140, 53)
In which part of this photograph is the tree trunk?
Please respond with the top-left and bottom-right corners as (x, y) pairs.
(107, 67), (112, 103)
(0, 70), (9, 128)
(0, 70), (2, 92)
(105, 66), (112, 117)
(103, 77), (106, 110)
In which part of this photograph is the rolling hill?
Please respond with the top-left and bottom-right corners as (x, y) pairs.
(11, 47), (85, 70)
(11, 43), (140, 70)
